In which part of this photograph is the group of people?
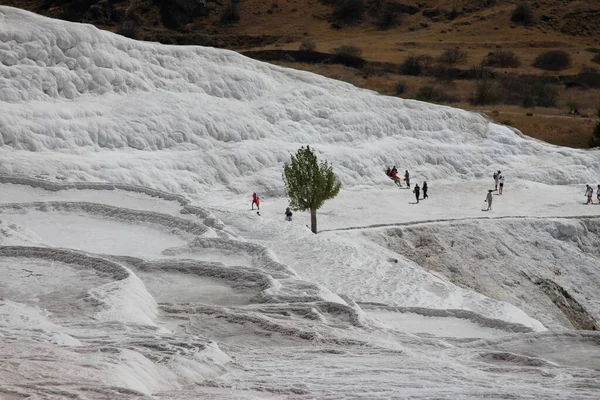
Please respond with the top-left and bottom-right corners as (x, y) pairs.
(484, 170), (506, 210)
(385, 167), (428, 204)
(585, 184), (600, 205)
(253, 168), (597, 222)
(385, 166), (411, 188)
(493, 170), (505, 195)
(412, 181), (428, 204)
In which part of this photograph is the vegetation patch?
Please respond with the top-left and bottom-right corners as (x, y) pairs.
(220, 1), (241, 24)
(416, 86), (459, 103)
(484, 51), (521, 68)
(533, 50), (571, 71)
(473, 77), (501, 105)
(437, 48), (468, 65)
(511, 0), (534, 26)
(401, 55), (433, 76)
(374, 1), (401, 30)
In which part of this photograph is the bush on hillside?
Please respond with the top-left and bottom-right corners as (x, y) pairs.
(299, 39), (316, 52)
(499, 75), (558, 107)
(511, 1), (534, 26)
(467, 64), (493, 80)
(533, 50), (571, 71)
(220, 1), (240, 24)
(437, 48), (467, 65)
(375, 2), (401, 30)
(332, 45), (365, 68)
(361, 64), (385, 77)
(401, 55), (433, 76)
(394, 81), (407, 95)
(415, 86), (459, 103)
(117, 20), (139, 39)
(484, 51), (521, 68)
(429, 66), (460, 83)
(448, 2), (461, 20)
(333, 0), (365, 24)
(473, 77), (501, 105)
(61, 7), (84, 22)
(333, 45), (362, 58)
(590, 122), (600, 148)
(527, 83), (558, 107)
(577, 67), (600, 88)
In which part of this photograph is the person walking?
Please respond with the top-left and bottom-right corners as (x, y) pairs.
(494, 170), (501, 191)
(485, 190), (493, 211)
(498, 174), (505, 195)
(586, 185), (594, 205)
(284, 207), (293, 221)
(404, 170), (410, 188)
(391, 169), (401, 187)
(252, 192), (260, 210)
(597, 184), (600, 204)
(413, 184), (420, 204)
(422, 181), (428, 199)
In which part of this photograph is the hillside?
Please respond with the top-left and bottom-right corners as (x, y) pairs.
(1, 7), (600, 399)
(2, 0), (600, 148)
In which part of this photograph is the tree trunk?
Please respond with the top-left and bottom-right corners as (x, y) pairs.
(310, 208), (317, 234)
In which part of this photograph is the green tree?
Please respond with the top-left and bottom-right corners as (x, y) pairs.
(590, 122), (600, 148)
(282, 146), (341, 234)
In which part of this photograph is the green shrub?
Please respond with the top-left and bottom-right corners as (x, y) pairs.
(61, 8), (83, 22)
(531, 83), (558, 107)
(484, 51), (521, 68)
(589, 122), (600, 148)
(376, 2), (401, 30)
(577, 67), (600, 88)
(473, 77), (501, 105)
(220, 1), (240, 24)
(117, 20), (139, 39)
(416, 86), (458, 103)
(401, 55), (433, 76)
(511, 1), (534, 26)
(333, 45), (362, 58)
(429, 66), (460, 83)
(394, 81), (407, 95)
(437, 48), (467, 65)
(361, 64), (385, 77)
(333, 0), (365, 24)
(332, 45), (365, 68)
(533, 50), (571, 71)
(467, 64), (493, 80)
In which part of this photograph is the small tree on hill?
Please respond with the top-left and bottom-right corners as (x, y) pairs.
(511, 0), (534, 26)
(282, 146), (341, 234)
(590, 122), (600, 148)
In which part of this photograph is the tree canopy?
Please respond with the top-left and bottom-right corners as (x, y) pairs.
(282, 146), (341, 233)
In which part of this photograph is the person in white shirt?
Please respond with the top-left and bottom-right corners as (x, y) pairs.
(498, 174), (505, 195)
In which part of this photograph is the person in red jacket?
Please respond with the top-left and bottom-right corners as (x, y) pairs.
(251, 192), (260, 210)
